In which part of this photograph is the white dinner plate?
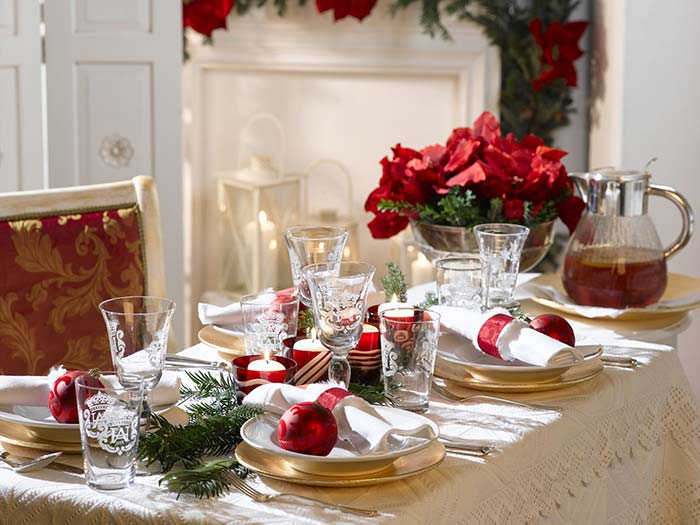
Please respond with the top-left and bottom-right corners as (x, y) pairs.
(240, 406), (439, 477)
(0, 403), (176, 443)
(437, 332), (602, 384)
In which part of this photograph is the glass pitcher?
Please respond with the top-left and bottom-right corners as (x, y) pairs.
(562, 169), (694, 308)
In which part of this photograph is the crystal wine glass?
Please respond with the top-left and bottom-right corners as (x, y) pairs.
(99, 296), (175, 419)
(303, 261), (375, 386)
(284, 226), (348, 306)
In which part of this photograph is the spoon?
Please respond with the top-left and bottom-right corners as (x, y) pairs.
(0, 451), (63, 473)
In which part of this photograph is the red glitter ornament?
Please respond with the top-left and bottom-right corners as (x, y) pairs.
(276, 402), (338, 456)
(48, 369), (104, 424)
(529, 314), (576, 347)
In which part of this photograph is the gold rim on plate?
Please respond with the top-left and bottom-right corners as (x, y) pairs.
(235, 441), (446, 487)
(529, 273), (700, 321)
(435, 358), (604, 393)
(198, 325), (246, 357)
(0, 421), (83, 453)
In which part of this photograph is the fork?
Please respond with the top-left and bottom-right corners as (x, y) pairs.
(225, 473), (379, 517)
(431, 380), (560, 411)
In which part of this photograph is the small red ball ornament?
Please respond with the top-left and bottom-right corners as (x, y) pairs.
(529, 314), (576, 347)
(276, 401), (338, 456)
(48, 369), (104, 424)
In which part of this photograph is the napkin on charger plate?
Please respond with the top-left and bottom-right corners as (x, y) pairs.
(0, 369), (181, 408)
(434, 306), (582, 367)
(518, 281), (700, 319)
(243, 383), (437, 454)
(198, 288), (295, 329)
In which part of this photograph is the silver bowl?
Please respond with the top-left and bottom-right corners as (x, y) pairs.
(410, 220), (555, 272)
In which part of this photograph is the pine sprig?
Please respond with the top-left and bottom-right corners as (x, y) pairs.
(160, 458), (251, 500)
(348, 382), (392, 405)
(419, 291), (439, 309)
(297, 309), (315, 335)
(139, 404), (263, 471)
(381, 262), (408, 302)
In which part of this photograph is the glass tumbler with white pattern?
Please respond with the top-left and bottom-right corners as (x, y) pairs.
(473, 223), (530, 311)
(99, 296), (175, 420)
(379, 308), (441, 413)
(303, 262), (375, 386)
(435, 256), (482, 309)
(76, 374), (144, 490)
(240, 291), (299, 356)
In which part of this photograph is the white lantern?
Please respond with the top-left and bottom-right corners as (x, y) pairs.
(303, 160), (359, 260)
(218, 113), (300, 297)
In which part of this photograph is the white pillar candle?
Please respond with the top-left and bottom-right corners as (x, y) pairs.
(244, 210), (279, 289)
(410, 252), (434, 286)
(377, 294), (414, 318)
(247, 359), (286, 372)
(293, 338), (326, 351)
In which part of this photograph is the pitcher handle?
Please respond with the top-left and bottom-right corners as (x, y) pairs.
(648, 184), (694, 259)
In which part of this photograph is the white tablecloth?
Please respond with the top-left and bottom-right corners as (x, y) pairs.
(2, 297), (700, 524)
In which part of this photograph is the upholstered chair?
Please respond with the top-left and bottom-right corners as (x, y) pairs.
(0, 176), (168, 375)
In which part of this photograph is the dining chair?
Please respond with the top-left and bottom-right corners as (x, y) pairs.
(0, 176), (169, 375)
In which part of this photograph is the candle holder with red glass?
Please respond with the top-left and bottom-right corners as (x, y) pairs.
(231, 353), (296, 396)
(282, 329), (330, 385)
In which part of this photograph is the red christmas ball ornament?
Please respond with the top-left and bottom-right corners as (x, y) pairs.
(48, 369), (104, 424)
(276, 401), (338, 456)
(528, 314), (576, 347)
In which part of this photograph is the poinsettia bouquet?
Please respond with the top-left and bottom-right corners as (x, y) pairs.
(364, 112), (586, 239)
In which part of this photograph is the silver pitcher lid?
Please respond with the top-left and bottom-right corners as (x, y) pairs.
(587, 169), (650, 216)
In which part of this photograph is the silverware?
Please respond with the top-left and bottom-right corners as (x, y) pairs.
(164, 354), (231, 371)
(600, 355), (638, 369)
(439, 438), (495, 456)
(0, 451), (63, 473)
(225, 473), (379, 517)
(431, 380), (559, 411)
(1, 452), (84, 475)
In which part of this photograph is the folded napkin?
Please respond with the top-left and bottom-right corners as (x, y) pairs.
(198, 288), (295, 328)
(518, 281), (700, 319)
(243, 383), (437, 454)
(434, 306), (582, 367)
(0, 370), (181, 407)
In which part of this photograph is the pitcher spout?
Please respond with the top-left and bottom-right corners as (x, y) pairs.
(568, 172), (589, 203)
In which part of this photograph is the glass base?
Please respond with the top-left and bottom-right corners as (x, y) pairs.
(87, 471), (134, 491)
(328, 355), (351, 387)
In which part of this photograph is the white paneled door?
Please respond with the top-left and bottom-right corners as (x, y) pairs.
(43, 0), (185, 343)
(0, 1), (43, 191)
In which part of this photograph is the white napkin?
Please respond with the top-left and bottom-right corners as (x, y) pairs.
(518, 281), (700, 319)
(243, 383), (437, 454)
(434, 306), (582, 367)
(0, 370), (181, 407)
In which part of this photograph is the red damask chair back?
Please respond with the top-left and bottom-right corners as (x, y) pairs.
(0, 176), (168, 375)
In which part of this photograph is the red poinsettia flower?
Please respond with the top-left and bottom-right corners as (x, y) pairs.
(316, 0), (377, 21)
(529, 19), (588, 91)
(183, 0), (235, 38)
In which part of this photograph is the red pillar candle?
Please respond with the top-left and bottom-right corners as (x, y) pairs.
(282, 335), (330, 385)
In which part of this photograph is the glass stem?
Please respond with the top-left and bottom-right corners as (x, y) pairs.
(328, 355), (351, 387)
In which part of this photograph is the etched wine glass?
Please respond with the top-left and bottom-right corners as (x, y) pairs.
(284, 226), (348, 306)
(302, 262), (375, 386)
(99, 296), (175, 420)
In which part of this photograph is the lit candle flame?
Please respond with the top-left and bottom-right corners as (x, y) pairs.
(263, 349), (271, 361)
(310, 327), (318, 341)
(417, 252), (428, 263)
(258, 210), (268, 225)
(390, 293), (399, 303)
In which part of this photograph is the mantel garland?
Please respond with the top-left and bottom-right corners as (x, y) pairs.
(183, 0), (587, 141)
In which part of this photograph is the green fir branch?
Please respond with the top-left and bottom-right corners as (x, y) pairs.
(348, 383), (392, 405)
(419, 291), (439, 309)
(381, 262), (408, 302)
(297, 309), (315, 335)
(160, 459), (251, 500)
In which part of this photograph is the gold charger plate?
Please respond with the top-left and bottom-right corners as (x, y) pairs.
(198, 325), (246, 357)
(435, 357), (604, 393)
(529, 273), (700, 321)
(235, 441), (446, 487)
(0, 421), (83, 453)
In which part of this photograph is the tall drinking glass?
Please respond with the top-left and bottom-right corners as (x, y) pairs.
(380, 308), (440, 413)
(473, 224), (529, 311)
(284, 226), (348, 306)
(76, 374), (144, 490)
(99, 296), (175, 418)
(303, 262), (375, 386)
(240, 291), (299, 356)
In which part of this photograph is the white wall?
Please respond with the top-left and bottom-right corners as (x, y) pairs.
(590, 0), (700, 397)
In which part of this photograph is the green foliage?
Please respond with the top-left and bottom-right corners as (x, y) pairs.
(419, 291), (439, 309)
(297, 309), (315, 335)
(160, 459), (251, 500)
(348, 382), (392, 405)
(381, 262), (408, 302)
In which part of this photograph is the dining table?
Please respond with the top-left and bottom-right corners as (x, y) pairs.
(1, 277), (699, 525)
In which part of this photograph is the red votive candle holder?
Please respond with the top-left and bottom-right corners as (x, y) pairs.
(356, 323), (379, 351)
(349, 324), (382, 386)
(231, 355), (296, 395)
(282, 336), (330, 385)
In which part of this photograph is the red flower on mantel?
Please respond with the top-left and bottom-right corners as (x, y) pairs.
(316, 0), (377, 21)
(183, 0), (236, 38)
(529, 19), (588, 91)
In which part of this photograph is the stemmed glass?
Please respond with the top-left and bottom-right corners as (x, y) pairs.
(303, 262), (375, 386)
(99, 296), (175, 420)
(284, 226), (348, 306)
